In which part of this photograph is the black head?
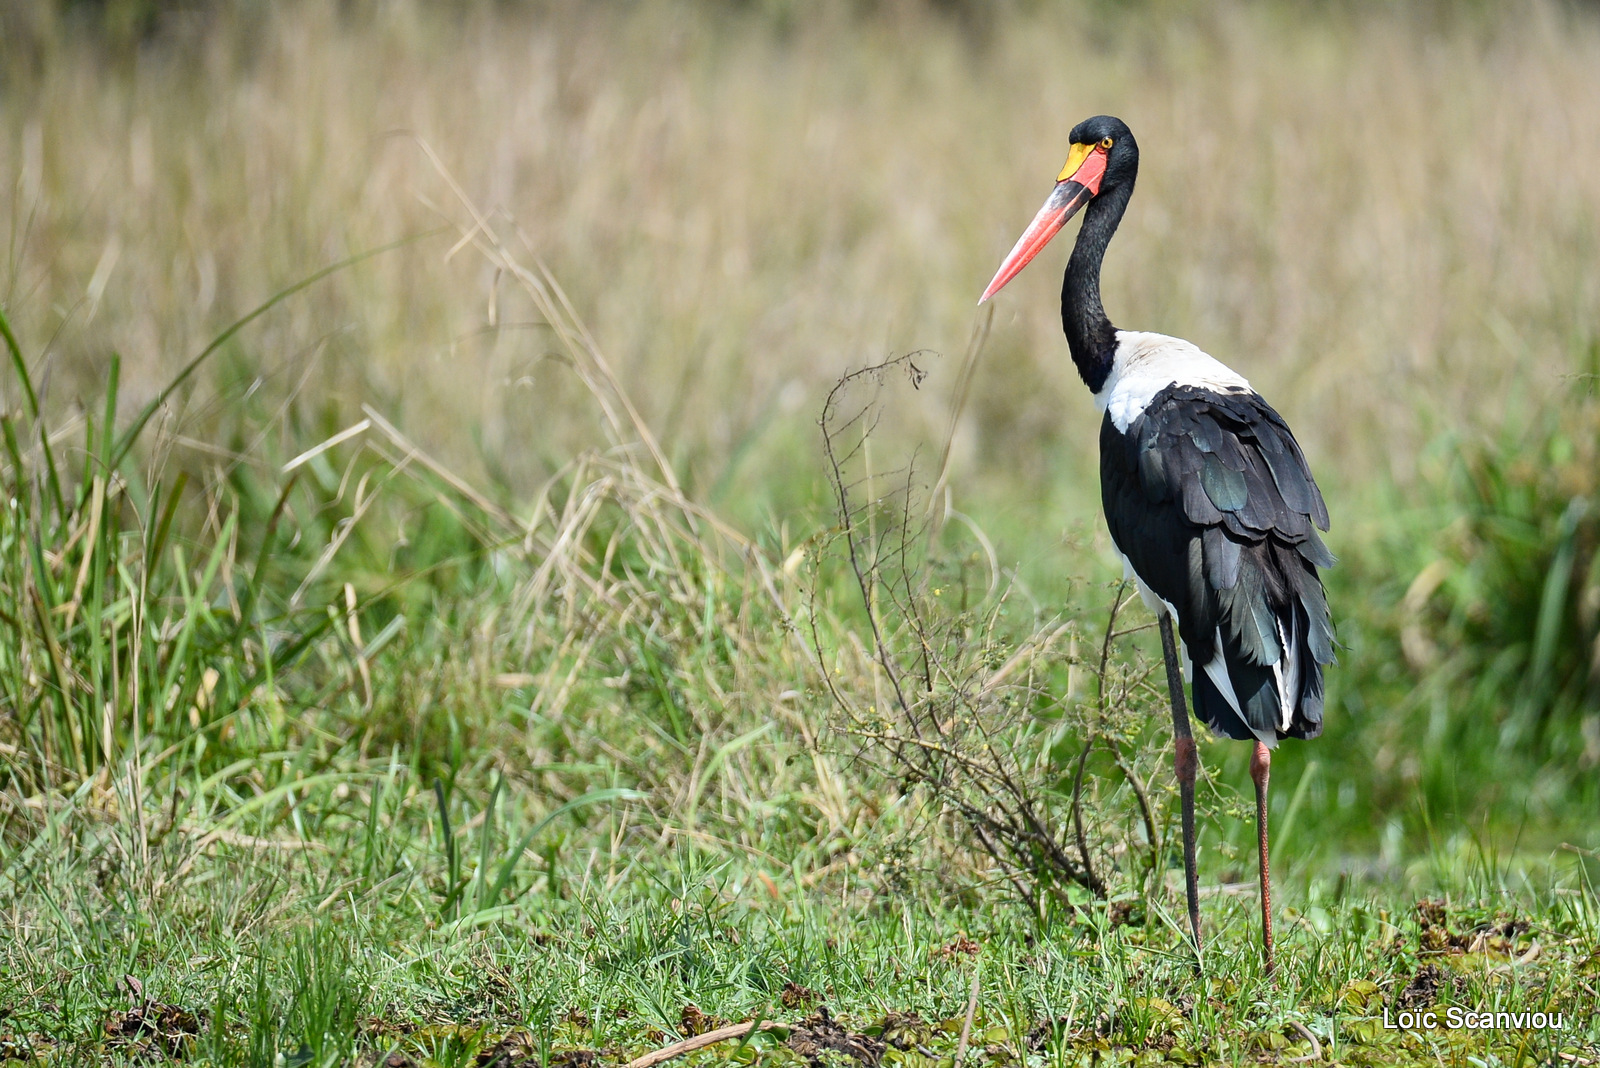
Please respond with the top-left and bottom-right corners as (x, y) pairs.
(1065, 115), (1138, 194)
(980, 115), (1140, 302)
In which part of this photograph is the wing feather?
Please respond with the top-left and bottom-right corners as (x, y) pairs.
(1100, 383), (1335, 745)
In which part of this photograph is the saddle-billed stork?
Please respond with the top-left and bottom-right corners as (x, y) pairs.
(979, 116), (1334, 974)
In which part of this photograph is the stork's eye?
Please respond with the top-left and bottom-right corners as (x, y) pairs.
(1100, 137), (1114, 149)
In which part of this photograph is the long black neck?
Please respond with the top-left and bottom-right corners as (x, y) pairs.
(1061, 177), (1132, 394)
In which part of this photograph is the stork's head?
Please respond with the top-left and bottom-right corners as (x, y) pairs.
(980, 115), (1138, 303)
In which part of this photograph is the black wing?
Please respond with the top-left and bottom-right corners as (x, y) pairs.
(1100, 383), (1335, 743)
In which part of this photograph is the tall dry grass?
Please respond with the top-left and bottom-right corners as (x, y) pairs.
(4, 1), (1599, 523)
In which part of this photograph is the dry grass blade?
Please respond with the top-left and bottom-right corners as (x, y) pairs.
(282, 418), (371, 473)
(411, 135), (681, 498)
(360, 405), (517, 528)
(403, 140), (809, 692)
(926, 302), (993, 536)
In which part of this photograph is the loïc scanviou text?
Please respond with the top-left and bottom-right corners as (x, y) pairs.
(1382, 1008), (1567, 1031)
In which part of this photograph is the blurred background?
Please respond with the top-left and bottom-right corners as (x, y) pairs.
(3, 0), (1598, 877)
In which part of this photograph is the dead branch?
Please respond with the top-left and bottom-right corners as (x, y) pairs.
(624, 1021), (786, 1068)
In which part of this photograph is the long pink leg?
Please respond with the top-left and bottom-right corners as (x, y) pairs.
(1251, 741), (1276, 978)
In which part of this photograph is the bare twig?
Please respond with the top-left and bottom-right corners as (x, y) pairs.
(624, 1021), (785, 1068)
(820, 361), (917, 718)
(1067, 736), (1097, 882)
(1106, 737), (1161, 884)
(1068, 583), (1131, 894)
(953, 966), (982, 1068)
(817, 357), (1169, 904)
(1285, 1020), (1322, 1063)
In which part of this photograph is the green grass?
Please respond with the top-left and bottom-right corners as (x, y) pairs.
(4, 834), (1598, 1066)
(3, 2), (1600, 1065)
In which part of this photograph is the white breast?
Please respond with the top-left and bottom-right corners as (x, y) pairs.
(1094, 331), (1252, 431)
